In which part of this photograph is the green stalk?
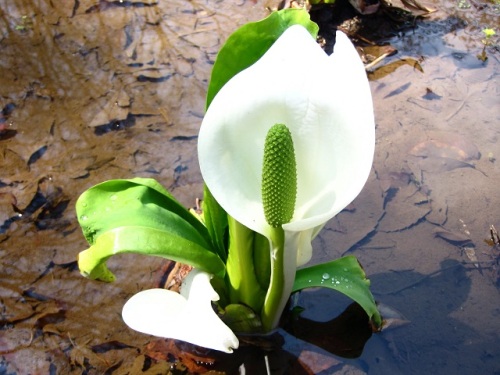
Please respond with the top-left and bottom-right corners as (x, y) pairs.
(260, 226), (286, 332)
(225, 215), (266, 313)
(253, 231), (271, 290)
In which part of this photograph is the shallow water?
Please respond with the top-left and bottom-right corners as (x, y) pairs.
(0, 0), (499, 374)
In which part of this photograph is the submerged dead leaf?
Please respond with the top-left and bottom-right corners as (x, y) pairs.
(119, 354), (172, 375)
(145, 339), (216, 373)
(434, 228), (472, 244)
(91, 340), (136, 353)
(463, 247), (480, 268)
(156, 261), (193, 292)
(410, 138), (479, 161)
(378, 171), (411, 192)
(368, 58), (424, 79)
(68, 335), (105, 370)
(409, 131), (481, 173)
(293, 349), (343, 374)
(0, 192), (18, 226)
(486, 225), (500, 247)
(377, 302), (410, 330)
(390, 0), (436, 15)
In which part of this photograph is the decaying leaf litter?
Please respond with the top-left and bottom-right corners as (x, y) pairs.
(1, 0), (499, 373)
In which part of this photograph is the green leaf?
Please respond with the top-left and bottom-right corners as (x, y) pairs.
(76, 178), (225, 281)
(78, 226), (226, 281)
(206, 8), (319, 109)
(221, 304), (262, 333)
(293, 256), (382, 328)
(76, 178), (212, 249)
(201, 185), (228, 262)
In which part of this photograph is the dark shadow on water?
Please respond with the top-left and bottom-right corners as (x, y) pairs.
(363, 259), (489, 373)
(283, 302), (373, 359)
(136, 301), (375, 374)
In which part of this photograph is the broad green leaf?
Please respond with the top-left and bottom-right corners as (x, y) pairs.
(79, 226), (226, 282)
(201, 185), (228, 262)
(293, 256), (382, 329)
(76, 178), (225, 281)
(206, 8), (319, 109)
(76, 178), (213, 249)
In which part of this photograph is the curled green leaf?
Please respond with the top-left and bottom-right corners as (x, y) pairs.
(77, 178), (213, 249)
(76, 178), (225, 281)
(222, 304), (263, 333)
(293, 256), (382, 329)
(201, 185), (228, 262)
(79, 226), (226, 281)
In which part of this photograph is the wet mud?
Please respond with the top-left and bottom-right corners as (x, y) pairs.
(1, 0), (499, 374)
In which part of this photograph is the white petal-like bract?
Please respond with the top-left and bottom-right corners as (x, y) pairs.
(122, 269), (239, 353)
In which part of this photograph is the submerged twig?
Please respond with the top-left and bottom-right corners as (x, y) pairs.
(489, 225), (500, 246)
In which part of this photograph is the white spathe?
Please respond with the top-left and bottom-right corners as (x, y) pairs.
(198, 25), (375, 266)
(122, 269), (239, 353)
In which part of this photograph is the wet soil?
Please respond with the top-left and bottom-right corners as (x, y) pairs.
(1, 0), (499, 374)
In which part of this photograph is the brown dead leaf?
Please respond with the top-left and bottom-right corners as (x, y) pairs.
(368, 58), (424, 79)
(410, 137), (480, 161)
(115, 354), (171, 375)
(434, 228), (472, 244)
(42, 323), (62, 335)
(68, 334), (108, 370)
(145, 338), (216, 373)
(399, 0), (436, 14)
(91, 340), (136, 353)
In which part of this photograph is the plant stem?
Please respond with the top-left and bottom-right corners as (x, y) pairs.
(253, 231), (271, 290)
(225, 216), (266, 313)
(260, 226), (288, 332)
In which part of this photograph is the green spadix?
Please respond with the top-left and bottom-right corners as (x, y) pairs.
(262, 124), (297, 227)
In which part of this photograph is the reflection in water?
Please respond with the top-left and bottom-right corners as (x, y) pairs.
(0, 0), (499, 374)
(284, 301), (373, 359)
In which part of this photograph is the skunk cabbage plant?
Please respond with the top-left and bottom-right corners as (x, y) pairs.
(75, 9), (381, 354)
(198, 24), (375, 330)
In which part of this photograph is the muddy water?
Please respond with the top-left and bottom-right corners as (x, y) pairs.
(0, 0), (499, 374)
